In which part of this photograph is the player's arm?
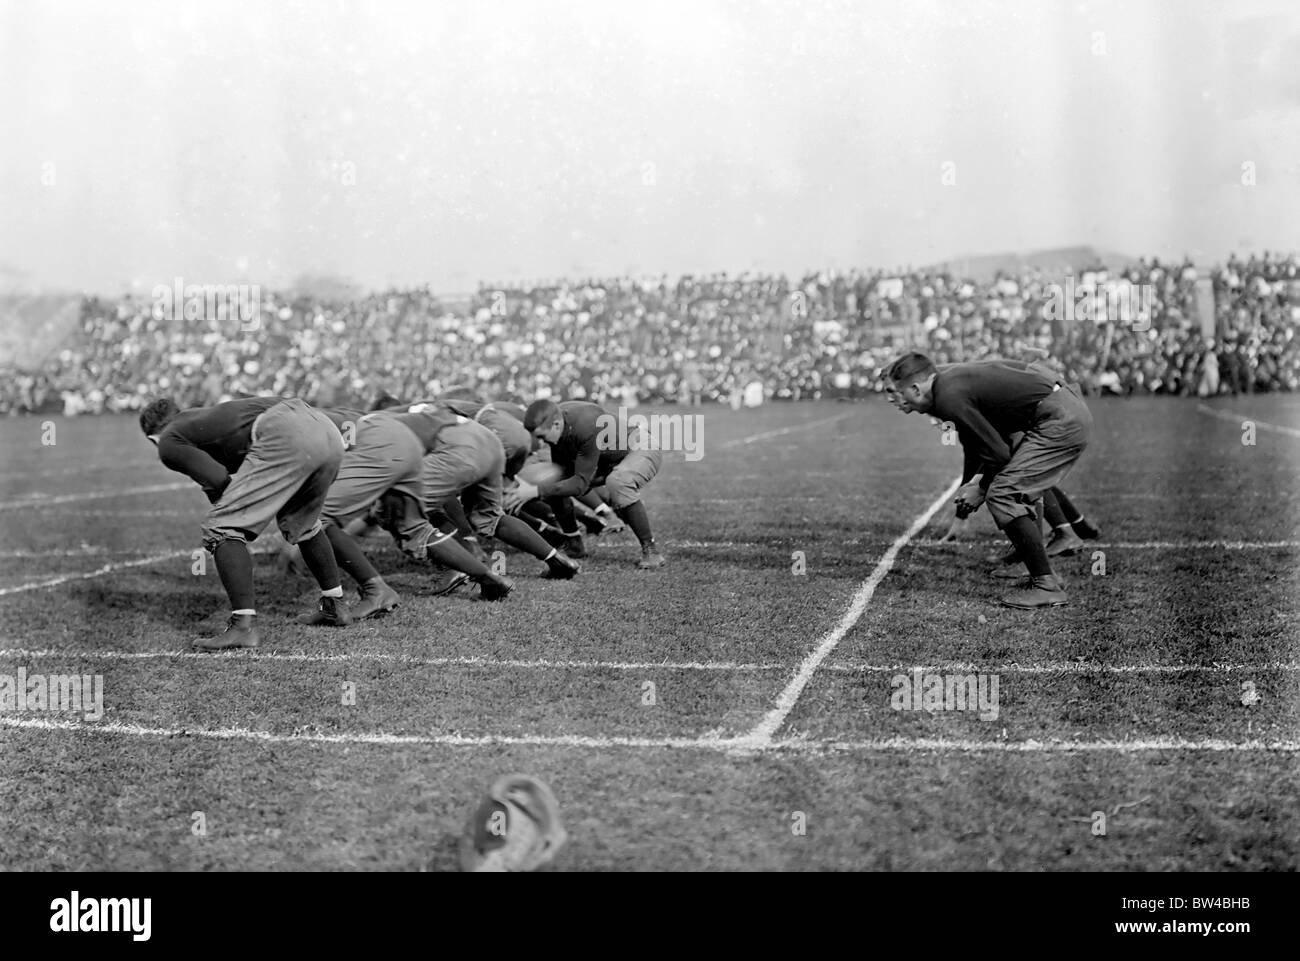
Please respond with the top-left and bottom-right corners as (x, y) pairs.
(947, 402), (1011, 489)
(538, 436), (599, 500)
(158, 437), (231, 504)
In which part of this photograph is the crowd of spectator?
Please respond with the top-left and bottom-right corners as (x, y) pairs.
(3, 252), (1298, 416)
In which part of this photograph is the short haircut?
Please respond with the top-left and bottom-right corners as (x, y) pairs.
(885, 352), (936, 387)
(523, 399), (562, 432)
(139, 397), (180, 437)
(440, 384), (481, 403)
(370, 391), (406, 411)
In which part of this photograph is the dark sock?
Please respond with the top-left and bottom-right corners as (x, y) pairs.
(1042, 489), (1068, 530)
(1052, 487), (1083, 524)
(213, 539), (256, 611)
(614, 501), (654, 547)
(521, 500), (557, 526)
(298, 528), (343, 591)
(548, 495), (577, 534)
(1002, 515), (1052, 577)
(441, 497), (474, 539)
(325, 524), (380, 584)
(426, 531), (490, 577)
(494, 515), (557, 560)
(1072, 515), (1100, 539)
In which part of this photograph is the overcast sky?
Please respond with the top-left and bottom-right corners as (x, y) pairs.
(2, 0), (1298, 295)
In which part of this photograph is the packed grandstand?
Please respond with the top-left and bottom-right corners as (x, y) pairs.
(2, 251), (1297, 416)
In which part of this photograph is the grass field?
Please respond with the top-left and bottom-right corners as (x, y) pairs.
(1, 396), (1298, 871)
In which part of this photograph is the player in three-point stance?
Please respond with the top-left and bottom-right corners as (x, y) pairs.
(884, 353), (1093, 608)
(519, 399), (665, 569)
(139, 396), (351, 650)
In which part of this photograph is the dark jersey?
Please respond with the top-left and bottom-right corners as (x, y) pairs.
(155, 396), (285, 502)
(930, 361), (1060, 486)
(540, 401), (626, 499)
(391, 404), (469, 452)
(319, 407), (368, 449)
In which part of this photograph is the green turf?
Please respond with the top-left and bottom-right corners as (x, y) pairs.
(1, 397), (1297, 870)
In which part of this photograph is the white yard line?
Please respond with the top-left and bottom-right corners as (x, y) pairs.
(719, 412), (855, 448)
(1196, 403), (1300, 438)
(1, 715), (1295, 753)
(2, 647), (1295, 676)
(824, 661), (1300, 674)
(0, 549), (190, 596)
(737, 477), (962, 749)
(596, 538), (1300, 550)
(0, 647), (786, 671)
(0, 482), (191, 511)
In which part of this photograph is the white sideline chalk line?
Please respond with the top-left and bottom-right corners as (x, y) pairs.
(0, 550), (190, 596)
(740, 477), (963, 748)
(2, 647), (1297, 676)
(719, 412), (854, 448)
(1197, 403), (1300, 438)
(0, 482), (190, 510)
(1, 716), (1295, 753)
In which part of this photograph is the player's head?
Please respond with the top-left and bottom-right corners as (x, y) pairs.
(139, 397), (181, 445)
(884, 353), (938, 413)
(524, 399), (564, 445)
(440, 384), (482, 403)
(370, 391), (406, 411)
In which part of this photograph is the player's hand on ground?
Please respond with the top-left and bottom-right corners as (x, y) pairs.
(954, 482), (985, 518)
(504, 480), (539, 513)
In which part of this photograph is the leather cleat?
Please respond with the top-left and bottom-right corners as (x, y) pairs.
(1072, 519), (1102, 540)
(563, 534), (587, 559)
(297, 595), (353, 627)
(1000, 574), (1068, 609)
(476, 572), (514, 601)
(1045, 528), (1085, 557)
(636, 543), (666, 570)
(351, 578), (400, 620)
(543, 552), (581, 579)
(193, 613), (260, 651)
(429, 566), (471, 596)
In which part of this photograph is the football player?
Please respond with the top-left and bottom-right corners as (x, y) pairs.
(884, 353), (1093, 609)
(139, 396), (351, 650)
(518, 399), (665, 569)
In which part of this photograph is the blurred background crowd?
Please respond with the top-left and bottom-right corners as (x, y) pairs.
(3, 252), (1298, 415)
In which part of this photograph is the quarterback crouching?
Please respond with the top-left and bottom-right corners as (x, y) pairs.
(518, 399), (665, 569)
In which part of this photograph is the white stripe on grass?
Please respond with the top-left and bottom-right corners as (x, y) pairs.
(0, 482), (191, 511)
(1196, 403), (1300, 438)
(3, 647), (1296, 676)
(738, 477), (963, 749)
(0, 549), (190, 596)
(1, 716), (1296, 753)
(719, 412), (855, 448)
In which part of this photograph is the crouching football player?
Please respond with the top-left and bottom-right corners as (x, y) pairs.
(518, 399), (664, 569)
(372, 405), (580, 596)
(884, 354), (1093, 608)
(140, 396), (351, 650)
